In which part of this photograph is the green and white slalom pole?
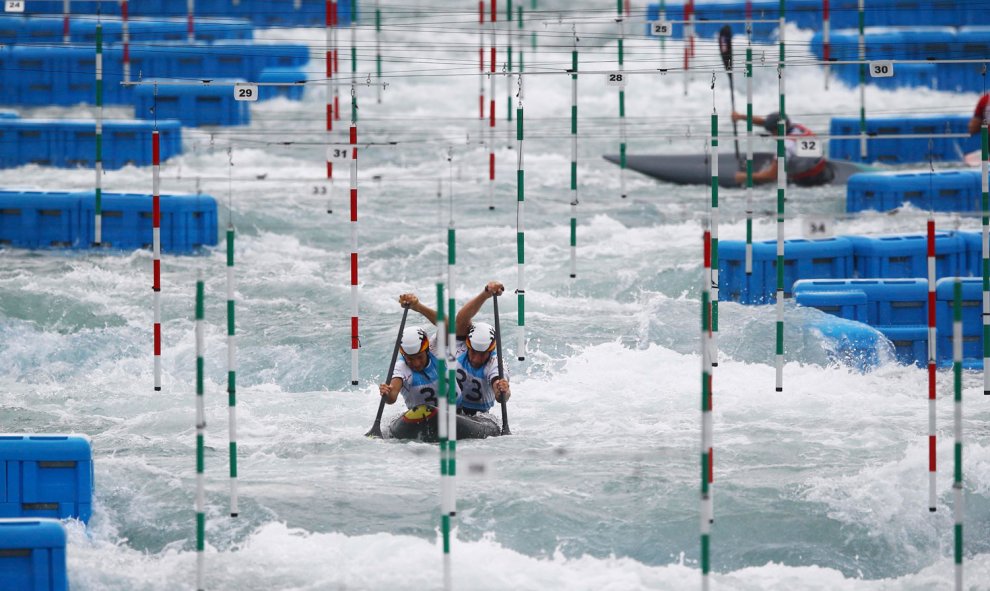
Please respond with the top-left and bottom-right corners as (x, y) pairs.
(436, 280), (451, 590)
(375, 0), (382, 104)
(446, 217), (458, 525)
(515, 78), (526, 361)
(569, 33), (578, 279)
(774, 0), (786, 392)
(616, 0), (627, 199)
(952, 279), (964, 591)
(857, 0), (866, 160)
(517, 4), (524, 100)
(659, 0), (666, 56)
(981, 122), (988, 395)
(710, 110), (719, 368)
(226, 168), (238, 517)
(745, 40), (754, 274)
(195, 272), (206, 591)
(506, 0), (513, 123)
(94, 21), (104, 246)
(701, 219), (713, 591)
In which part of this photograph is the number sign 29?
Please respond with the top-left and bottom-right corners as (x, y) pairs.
(869, 60), (894, 78)
(234, 83), (259, 102)
(606, 72), (627, 88)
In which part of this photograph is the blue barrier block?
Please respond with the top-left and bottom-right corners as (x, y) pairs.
(258, 66), (307, 100)
(877, 325), (928, 366)
(0, 435), (92, 523)
(0, 519), (68, 591)
(846, 169), (983, 213)
(829, 115), (975, 165)
(959, 232), (983, 278)
(0, 191), (83, 248)
(78, 192), (218, 252)
(794, 278), (928, 326)
(133, 83), (250, 127)
(795, 289), (869, 323)
(935, 277), (983, 365)
(849, 232), (965, 279)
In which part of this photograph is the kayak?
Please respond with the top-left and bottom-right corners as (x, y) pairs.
(602, 152), (873, 187)
(382, 404), (503, 442)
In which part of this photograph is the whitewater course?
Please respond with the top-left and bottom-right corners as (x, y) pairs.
(0, 0), (989, 589)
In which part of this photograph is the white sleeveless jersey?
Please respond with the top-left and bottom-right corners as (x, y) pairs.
(391, 338), (440, 409)
(453, 340), (505, 412)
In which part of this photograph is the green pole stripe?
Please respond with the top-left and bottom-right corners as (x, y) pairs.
(442, 515), (451, 552)
(571, 105), (577, 134)
(954, 443), (962, 481)
(227, 301), (235, 334)
(701, 453), (709, 493)
(619, 91), (625, 118)
(517, 233), (525, 262)
(226, 229), (234, 265)
(196, 434), (204, 470)
(620, 143), (626, 168)
(196, 513), (205, 550)
(702, 292), (710, 330)
(777, 189), (785, 213)
(228, 371), (235, 402)
(196, 283), (204, 319)
(229, 441), (237, 476)
(618, 39), (623, 65)
(517, 293), (525, 325)
(570, 218), (576, 246)
(447, 229), (456, 264)
(518, 170), (524, 197)
(701, 534), (710, 573)
(776, 322), (784, 353)
(746, 219), (753, 241)
(517, 108), (523, 139)
(570, 161), (577, 190)
(197, 357), (204, 394)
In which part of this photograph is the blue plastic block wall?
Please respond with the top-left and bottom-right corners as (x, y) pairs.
(846, 169), (983, 213)
(0, 118), (183, 169)
(0, 435), (92, 523)
(0, 519), (67, 591)
(935, 277), (983, 366)
(847, 233), (965, 279)
(133, 84), (250, 127)
(258, 67), (308, 100)
(0, 191), (218, 252)
(21, 0), (355, 27)
(795, 289), (868, 323)
(0, 15), (252, 45)
(829, 115), (978, 164)
(718, 237), (854, 304)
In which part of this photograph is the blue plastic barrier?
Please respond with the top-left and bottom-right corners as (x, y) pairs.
(795, 289), (868, 323)
(0, 435), (92, 523)
(810, 316), (886, 372)
(846, 169), (983, 213)
(718, 237), (854, 304)
(0, 519), (67, 591)
(0, 191), (217, 252)
(848, 233), (965, 279)
(876, 325), (928, 366)
(0, 118), (182, 169)
(258, 66), (307, 100)
(794, 279), (929, 326)
(21, 0), (354, 27)
(935, 277), (983, 365)
(829, 115), (978, 164)
(133, 83), (250, 127)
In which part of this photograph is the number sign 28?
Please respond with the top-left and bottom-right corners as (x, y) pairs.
(606, 72), (627, 88)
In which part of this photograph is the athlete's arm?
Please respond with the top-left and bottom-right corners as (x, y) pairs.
(378, 377), (403, 405)
(455, 281), (504, 338)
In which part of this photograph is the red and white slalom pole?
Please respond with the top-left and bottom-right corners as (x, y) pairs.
(121, 0), (130, 83)
(187, 0), (195, 43)
(823, 0), (831, 89)
(349, 84), (359, 385)
(927, 213), (937, 512)
(489, 0), (497, 210)
(333, 1), (341, 121)
(327, 1), (335, 135)
(152, 128), (162, 391)
(62, 0), (70, 44)
(479, 1), (486, 132)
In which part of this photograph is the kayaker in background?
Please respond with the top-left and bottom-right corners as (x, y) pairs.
(968, 93), (989, 135)
(731, 111), (833, 187)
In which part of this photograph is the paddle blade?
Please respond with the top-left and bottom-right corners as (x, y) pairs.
(365, 423), (383, 439)
(718, 26), (733, 71)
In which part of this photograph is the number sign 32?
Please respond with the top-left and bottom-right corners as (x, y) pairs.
(796, 138), (823, 158)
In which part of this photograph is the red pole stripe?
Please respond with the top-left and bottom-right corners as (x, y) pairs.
(491, 0), (496, 22)
(929, 435), (936, 470)
(350, 189), (357, 221)
(479, 0), (484, 24)
(326, 0), (331, 25)
(152, 198), (160, 226)
(351, 253), (358, 284)
(822, 0), (829, 19)
(327, 104), (333, 131)
(490, 47), (495, 72)
(154, 325), (161, 355)
(928, 364), (936, 399)
(351, 318), (359, 348)
(489, 153), (494, 180)
(326, 51), (333, 77)
(350, 126), (357, 144)
(327, 161), (333, 179)
(152, 132), (160, 164)
(334, 95), (340, 120)
(153, 260), (160, 289)
(479, 95), (484, 119)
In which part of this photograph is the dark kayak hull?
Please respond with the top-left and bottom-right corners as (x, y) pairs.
(382, 409), (502, 442)
(603, 152), (871, 187)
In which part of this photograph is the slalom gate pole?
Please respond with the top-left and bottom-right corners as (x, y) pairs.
(516, 76), (526, 361)
(195, 272), (206, 591)
(152, 125), (162, 391)
(349, 84), (360, 384)
(570, 32), (578, 279)
(952, 279), (964, 591)
(94, 20), (104, 246)
(927, 213), (937, 513)
(774, 0), (786, 392)
(701, 220), (713, 591)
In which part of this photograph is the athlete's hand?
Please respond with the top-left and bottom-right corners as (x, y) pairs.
(484, 281), (504, 297)
(493, 378), (510, 402)
(398, 293), (419, 308)
(379, 383), (391, 397)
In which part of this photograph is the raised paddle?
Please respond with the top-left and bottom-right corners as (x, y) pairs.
(718, 25), (743, 170)
(492, 294), (510, 436)
(365, 304), (411, 438)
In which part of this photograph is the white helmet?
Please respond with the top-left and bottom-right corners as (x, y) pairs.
(466, 322), (497, 353)
(400, 326), (429, 356)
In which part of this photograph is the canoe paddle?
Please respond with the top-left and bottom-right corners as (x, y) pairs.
(718, 25), (743, 171)
(365, 304), (411, 438)
(492, 294), (510, 436)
